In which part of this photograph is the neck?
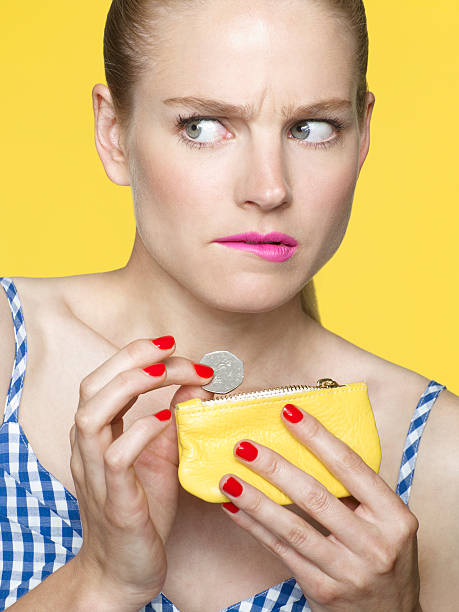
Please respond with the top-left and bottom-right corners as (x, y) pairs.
(80, 232), (325, 389)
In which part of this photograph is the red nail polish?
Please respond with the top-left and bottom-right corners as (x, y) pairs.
(152, 336), (175, 349)
(154, 409), (171, 421)
(193, 363), (214, 378)
(283, 403), (303, 423)
(222, 476), (243, 497)
(235, 441), (258, 461)
(222, 502), (239, 513)
(143, 363), (166, 377)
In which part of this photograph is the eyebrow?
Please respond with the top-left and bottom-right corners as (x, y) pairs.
(162, 96), (353, 121)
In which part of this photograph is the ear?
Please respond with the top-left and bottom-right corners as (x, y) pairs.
(92, 83), (131, 186)
(357, 91), (376, 176)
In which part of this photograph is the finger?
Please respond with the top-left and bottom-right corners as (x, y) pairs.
(280, 404), (404, 517)
(78, 356), (214, 435)
(221, 502), (323, 577)
(75, 358), (214, 495)
(219, 474), (345, 579)
(104, 411), (173, 508)
(78, 337), (177, 403)
(69, 426), (86, 496)
(232, 439), (374, 556)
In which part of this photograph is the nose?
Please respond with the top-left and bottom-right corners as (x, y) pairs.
(235, 134), (292, 211)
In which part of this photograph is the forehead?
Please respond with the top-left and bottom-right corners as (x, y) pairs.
(140, 0), (357, 111)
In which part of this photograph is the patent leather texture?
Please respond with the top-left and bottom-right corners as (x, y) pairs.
(175, 382), (382, 504)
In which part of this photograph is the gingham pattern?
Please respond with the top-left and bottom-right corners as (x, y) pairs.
(395, 379), (446, 506)
(0, 277), (446, 611)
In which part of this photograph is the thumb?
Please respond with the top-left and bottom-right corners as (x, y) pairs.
(169, 384), (215, 412)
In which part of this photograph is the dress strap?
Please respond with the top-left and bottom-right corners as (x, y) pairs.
(396, 380), (446, 507)
(0, 277), (27, 424)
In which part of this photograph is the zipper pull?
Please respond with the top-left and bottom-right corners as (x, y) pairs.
(316, 378), (340, 388)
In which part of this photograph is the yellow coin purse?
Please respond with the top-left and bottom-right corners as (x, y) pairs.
(175, 379), (381, 504)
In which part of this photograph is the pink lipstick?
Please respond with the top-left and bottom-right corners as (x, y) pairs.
(213, 232), (298, 262)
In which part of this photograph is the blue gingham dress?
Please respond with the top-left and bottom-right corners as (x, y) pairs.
(0, 276), (447, 611)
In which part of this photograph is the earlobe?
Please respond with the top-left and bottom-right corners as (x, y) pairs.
(92, 83), (131, 186)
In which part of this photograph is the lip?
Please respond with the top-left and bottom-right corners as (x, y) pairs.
(214, 231), (298, 247)
(215, 242), (297, 262)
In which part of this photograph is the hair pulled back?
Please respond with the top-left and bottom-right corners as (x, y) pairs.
(103, 0), (370, 324)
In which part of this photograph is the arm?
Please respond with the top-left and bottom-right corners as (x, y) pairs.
(5, 555), (149, 612)
(6, 555), (150, 612)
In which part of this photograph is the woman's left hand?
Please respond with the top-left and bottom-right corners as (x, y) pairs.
(219, 403), (422, 612)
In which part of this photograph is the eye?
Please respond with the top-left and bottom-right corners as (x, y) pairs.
(175, 113), (345, 150)
(182, 117), (228, 145)
(290, 120), (335, 144)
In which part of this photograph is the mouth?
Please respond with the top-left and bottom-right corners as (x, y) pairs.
(214, 232), (298, 247)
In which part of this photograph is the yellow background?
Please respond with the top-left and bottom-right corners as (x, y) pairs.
(1, 2), (458, 394)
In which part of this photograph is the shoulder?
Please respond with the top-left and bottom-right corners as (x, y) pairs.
(319, 330), (459, 608)
(0, 273), (111, 427)
(0, 276), (65, 425)
(408, 387), (459, 609)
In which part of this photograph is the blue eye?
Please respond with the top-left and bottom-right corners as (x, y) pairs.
(182, 117), (226, 146)
(290, 121), (335, 143)
(174, 113), (345, 150)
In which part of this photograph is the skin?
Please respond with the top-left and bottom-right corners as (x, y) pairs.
(6, 0), (434, 610)
(92, 0), (374, 379)
(85, 0), (424, 610)
(8, 0), (458, 612)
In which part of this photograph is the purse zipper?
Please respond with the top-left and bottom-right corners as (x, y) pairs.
(196, 378), (342, 407)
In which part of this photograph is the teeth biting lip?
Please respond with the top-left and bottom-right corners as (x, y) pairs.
(214, 232), (298, 247)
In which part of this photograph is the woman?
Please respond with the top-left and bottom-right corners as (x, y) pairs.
(1, 0), (458, 610)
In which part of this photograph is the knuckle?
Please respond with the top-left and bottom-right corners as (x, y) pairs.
(132, 416), (155, 438)
(125, 339), (153, 365)
(373, 543), (397, 574)
(313, 578), (340, 605)
(245, 492), (264, 515)
(103, 448), (126, 472)
(69, 453), (82, 479)
(286, 521), (311, 549)
(74, 409), (97, 435)
(79, 376), (97, 402)
(271, 537), (290, 559)
(402, 512), (419, 537)
(302, 416), (321, 441)
(113, 370), (144, 399)
(116, 369), (138, 389)
(263, 457), (283, 480)
(306, 486), (331, 515)
(340, 447), (364, 472)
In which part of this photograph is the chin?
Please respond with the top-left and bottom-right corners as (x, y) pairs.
(204, 289), (297, 314)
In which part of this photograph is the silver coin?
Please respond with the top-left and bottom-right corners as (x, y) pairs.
(199, 350), (244, 393)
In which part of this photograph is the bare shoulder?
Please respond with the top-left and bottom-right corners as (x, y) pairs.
(407, 385), (459, 610)
(0, 273), (112, 426)
(325, 331), (458, 609)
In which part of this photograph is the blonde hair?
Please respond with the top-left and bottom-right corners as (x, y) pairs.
(104, 0), (370, 324)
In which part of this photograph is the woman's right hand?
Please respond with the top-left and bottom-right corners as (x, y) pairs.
(69, 336), (215, 608)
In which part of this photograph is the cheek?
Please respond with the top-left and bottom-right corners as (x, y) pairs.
(132, 144), (221, 239)
(296, 151), (359, 264)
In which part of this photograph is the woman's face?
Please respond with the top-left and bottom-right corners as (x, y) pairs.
(123, 0), (374, 312)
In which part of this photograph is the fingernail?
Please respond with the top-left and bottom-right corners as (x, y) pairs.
(154, 409), (171, 421)
(143, 363), (166, 377)
(152, 336), (175, 349)
(235, 441), (258, 462)
(193, 363), (214, 378)
(222, 476), (243, 497)
(282, 403), (303, 423)
(222, 502), (239, 514)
